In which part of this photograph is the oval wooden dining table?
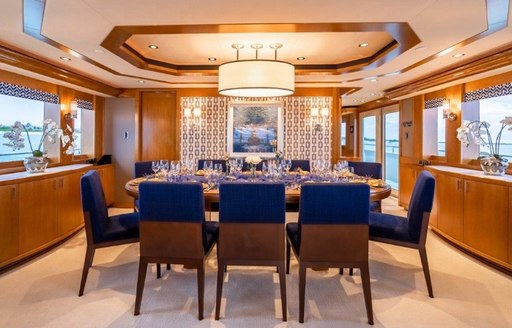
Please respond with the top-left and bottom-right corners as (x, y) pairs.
(124, 176), (392, 204)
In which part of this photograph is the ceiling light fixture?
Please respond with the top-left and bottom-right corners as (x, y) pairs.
(452, 53), (465, 58)
(60, 56), (71, 61)
(137, 80), (145, 84)
(208, 57), (217, 61)
(359, 43), (369, 48)
(415, 46), (427, 51)
(218, 43), (295, 97)
(148, 44), (159, 49)
(297, 57), (306, 61)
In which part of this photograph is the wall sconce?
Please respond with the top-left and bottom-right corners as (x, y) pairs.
(184, 106), (202, 129)
(64, 100), (78, 121)
(442, 100), (457, 121)
(311, 106), (329, 131)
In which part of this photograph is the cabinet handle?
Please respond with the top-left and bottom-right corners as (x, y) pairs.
(464, 181), (468, 193)
(11, 187), (16, 199)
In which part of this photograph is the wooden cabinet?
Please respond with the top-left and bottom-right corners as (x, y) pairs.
(57, 173), (83, 235)
(463, 180), (508, 262)
(399, 166), (419, 209)
(0, 184), (19, 264)
(19, 178), (59, 254)
(96, 165), (115, 206)
(430, 166), (511, 271)
(436, 174), (464, 240)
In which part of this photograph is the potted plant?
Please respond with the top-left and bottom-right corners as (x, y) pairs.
(3, 119), (75, 173)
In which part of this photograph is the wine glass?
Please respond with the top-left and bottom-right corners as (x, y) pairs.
(151, 161), (159, 177)
(170, 160), (181, 181)
(214, 163), (223, 174)
(203, 160), (213, 174)
(160, 160), (169, 175)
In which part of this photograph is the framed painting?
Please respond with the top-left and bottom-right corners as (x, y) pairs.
(227, 102), (284, 158)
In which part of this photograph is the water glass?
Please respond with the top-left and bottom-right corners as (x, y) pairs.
(214, 163), (223, 174)
(151, 161), (159, 176)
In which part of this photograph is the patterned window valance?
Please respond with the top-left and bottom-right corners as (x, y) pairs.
(424, 97), (446, 109)
(74, 98), (94, 111)
(0, 81), (59, 104)
(463, 82), (512, 102)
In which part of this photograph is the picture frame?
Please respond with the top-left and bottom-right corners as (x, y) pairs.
(227, 101), (284, 158)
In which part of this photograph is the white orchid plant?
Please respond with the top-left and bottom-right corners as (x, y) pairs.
(245, 155), (262, 166)
(3, 119), (75, 157)
(456, 117), (512, 159)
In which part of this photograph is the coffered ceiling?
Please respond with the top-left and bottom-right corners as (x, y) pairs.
(0, 0), (511, 104)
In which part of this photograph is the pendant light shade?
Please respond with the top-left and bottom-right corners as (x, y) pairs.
(218, 44), (295, 97)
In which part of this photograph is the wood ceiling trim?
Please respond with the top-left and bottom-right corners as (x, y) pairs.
(384, 43), (512, 99)
(102, 22), (417, 75)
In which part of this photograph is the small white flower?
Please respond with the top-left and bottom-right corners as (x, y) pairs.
(245, 156), (262, 165)
(500, 116), (512, 126)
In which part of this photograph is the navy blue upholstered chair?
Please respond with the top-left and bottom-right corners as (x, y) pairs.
(197, 159), (227, 172)
(79, 170), (139, 296)
(286, 183), (373, 324)
(349, 161), (383, 213)
(291, 159), (311, 172)
(134, 182), (218, 320)
(215, 182), (287, 321)
(241, 161), (264, 171)
(369, 170), (436, 297)
(134, 161), (154, 178)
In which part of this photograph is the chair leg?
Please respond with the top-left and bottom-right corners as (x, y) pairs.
(134, 258), (148, 315)
(89, 249), (95, 267)
(339, 268), (344, 275)
(156, 263), (161, 279)
(224, 265), (227, 273)
(286, 240), (291, 274)
(167, 264), (171, 270)
(278, 264), (287, 321)
(419, 247), (434, 298)
(349, 268), (354, 276)
(215, 261), (225, 320)
(78, 246), (95, 296)
(360, 263), (374, 325)
(299, 263), (307, 323)
(197, 262), (205, 320)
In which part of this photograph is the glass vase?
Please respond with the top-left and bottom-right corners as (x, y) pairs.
(480, 156), (508, 176)
(23, 156), (49, 173)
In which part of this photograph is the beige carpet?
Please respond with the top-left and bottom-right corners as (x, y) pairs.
(0, 198), (511, 328)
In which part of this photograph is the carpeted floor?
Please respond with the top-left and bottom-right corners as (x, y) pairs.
(0, 197), (511, 328)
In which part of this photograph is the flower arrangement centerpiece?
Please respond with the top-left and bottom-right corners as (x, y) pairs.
(456, 117), (512, 175)
(3, 119), (75, 173)
(245, 155), (262, 179)
(269, 139), (283, 159)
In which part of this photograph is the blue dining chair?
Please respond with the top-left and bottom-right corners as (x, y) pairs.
(197, 159), (228, 172)
(215, 182), (287, 321)
(291, 159), (311, 172)
(134, 161), (154, 178)
(134, 182), (218, 320)
(349, 161), (383, 213)
(79, 170), (139, 296)
(369, 170), (436, 297)
(286, 183), (373, 324)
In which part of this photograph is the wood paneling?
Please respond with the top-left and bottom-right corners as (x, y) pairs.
(398, 166), (418, 209)
(97, 166), (115, 206)
(140, 92), (179, 161)
(94, 96), (105, 160)
(19, 178), (59, 254)
(463, 180), (508, 262)
(0, 185), (19, 264)
(509, 189), (512, 265)
(436, 174), (464, 240)
(445, 85), (463, 164)
(0, 68), (57, 94)
(57, 173), (83, 235)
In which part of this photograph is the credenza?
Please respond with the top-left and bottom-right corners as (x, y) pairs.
(0, 164), (114, 271)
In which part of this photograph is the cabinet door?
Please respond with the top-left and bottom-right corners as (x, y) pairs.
(436, 174), (464, 240)
(429, 171), (438, 228)
(0, 185), (19, 264)
(97, 167), (115, 206)
(464, 180), (508, 262)
(19, 179), (59, 254)
(399, 166), (417, 209)
(58, 173), (84, 235)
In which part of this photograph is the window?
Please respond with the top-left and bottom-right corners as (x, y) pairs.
(383, 110), (399, 189)
(72, 101), (95, 158)
(423, 105), (445, 157)
(0, 94), (46, 162)
(341, 121), (346, 146)
(461, 94), (512, 161)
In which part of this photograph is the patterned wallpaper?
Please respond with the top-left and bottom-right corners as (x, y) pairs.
(180, 96), (332, 161)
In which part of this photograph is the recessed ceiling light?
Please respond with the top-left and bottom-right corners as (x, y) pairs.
(297, 57), (306, 61)
(137, 80), (145, 84)
(94, 49), (104, 54)
(452, 53), (465, 58)
(376, 100), (382, 103)
(359, 43), (369, 48)
(208, 57), (217, 61)
(415, 46), (427, 51)
(370, 93), (376, 96)
(59, 56), (71, 61)
(385, 71), (400, 77)
(148, 44), (159, 49)
(370, 78), (377, 82)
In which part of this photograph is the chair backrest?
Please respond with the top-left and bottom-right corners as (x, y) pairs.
(80, 170), (109, 244)
(218, 182), (286, 261)
(298, 183), (370, 262)
(197, 159), (227, 172)
(134, 161), (154, 178)
(241, 161), (264, 171)
(291, 160), (311, 172)
(348, 161), (382, 179)
(138, 182), (206, 258)
(407, 171), (436, 243)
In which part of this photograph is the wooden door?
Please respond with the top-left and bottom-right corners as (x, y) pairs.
(141, 92), (178, 161)
(19, 178), (59, 254)
(463, 180), (508, 262)
(436, 174), (464, 240)
(57, 173), (83, 235)
(0, 184), (19, 264)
